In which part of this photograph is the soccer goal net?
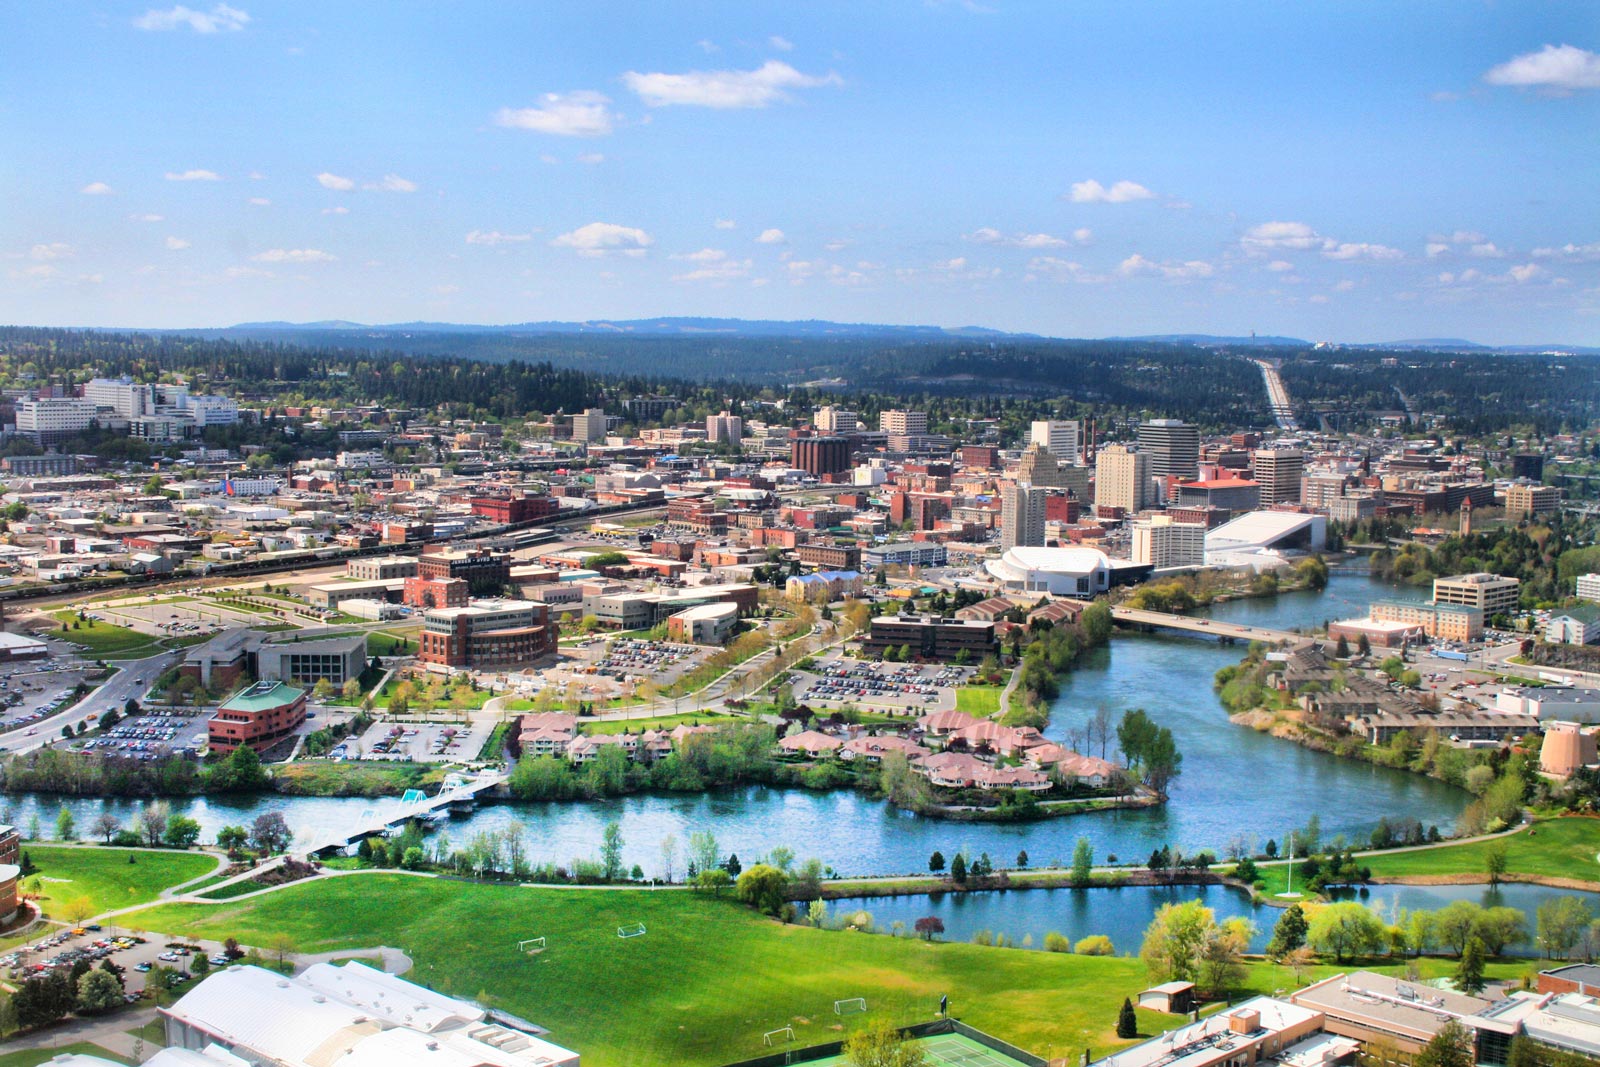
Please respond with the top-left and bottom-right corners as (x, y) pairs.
(834, 997), (867, 1015)
(517, 937), (546, 953)
(617, 922), (647, 939)
(763, 1027), (796, 1046)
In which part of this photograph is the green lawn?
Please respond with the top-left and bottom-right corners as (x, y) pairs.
(115, 874), (1543, 1067)
(273, 761), (450, 797)
(0, 1042), (133, 1067)
(954, 686), (1002, 717)
(24, 845), (219, 919)
(366, 628), (418, 656)
(47, 613), (160, 656)
(1231, 817), (1600, 899)
(582, 712), (736, 735)
(1363, 817), (1600, 884)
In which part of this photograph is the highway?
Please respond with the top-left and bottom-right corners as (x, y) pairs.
(1253, 358), (1299, 431)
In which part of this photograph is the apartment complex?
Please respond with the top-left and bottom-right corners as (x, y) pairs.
(1371, 599), (1483, 641)
(706, 410), (743, 444)
(879, 409), (929, 435)
(813, 405), (859, 434)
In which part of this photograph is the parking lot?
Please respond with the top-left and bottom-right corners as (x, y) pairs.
(586, 638), (706, 683)
(3, 922), (238, 998)
(86, 597), (260, 639)
(0, 662), (91, 736)
(790, 656), (974, 713)
(76, 711), (210, 760)
(344, 717), (493, 763)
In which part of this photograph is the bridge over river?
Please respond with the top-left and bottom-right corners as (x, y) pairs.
(294, 769), (506, 857)
(1109, 605), (1309, 646)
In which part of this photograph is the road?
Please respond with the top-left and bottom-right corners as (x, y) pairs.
(0, 649), (181, 756)
(1253, 358), (1299, 431)
(1110, 605), (1305, 645)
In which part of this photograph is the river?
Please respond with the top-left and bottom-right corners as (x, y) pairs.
(2, 567), (1466, 879)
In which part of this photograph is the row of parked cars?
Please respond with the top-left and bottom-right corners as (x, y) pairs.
(3, 925), (143, 979)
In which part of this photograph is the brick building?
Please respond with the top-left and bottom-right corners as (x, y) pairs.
(208, 681), (308, 755)
(416, 547), (511, 595)
(420, 599), (559, 669)
(861, 615), (997, 661)
(403, 575), (470, 610)
(469, 494), (559, 525)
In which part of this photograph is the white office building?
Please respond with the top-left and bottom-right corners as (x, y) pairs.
(1029, 419), (1082, 465)
(15, 398), (98, 444)
(814, 405), (859, 434)
(1132, 515), (1208, 569)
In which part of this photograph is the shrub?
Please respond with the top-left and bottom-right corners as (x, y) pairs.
(1043, 931), (1072, 952)
(1075, 934), (1114, 955)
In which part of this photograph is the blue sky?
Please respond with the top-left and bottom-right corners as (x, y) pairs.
(4, 1), (1598, 343)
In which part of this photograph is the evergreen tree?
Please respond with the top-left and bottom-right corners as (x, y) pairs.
(1117, 997), (1139, 1039)
(950, 853), (968, 883)
(1267, 903), (1309, 959)
(928, 850), (945, 874)
(1455, 937), (1487, 996)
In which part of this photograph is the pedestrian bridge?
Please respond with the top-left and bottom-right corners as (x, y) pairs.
(294, 769), (506, 857)
(1109, 606), (1307, 645)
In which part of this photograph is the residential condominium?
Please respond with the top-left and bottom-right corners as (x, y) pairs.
(1434, 572), (1520, 617)
(1094, 443), (1150, 513)
(1131, 514), (1207, 569)
(1000, 482), (1047, 549)
(1252, 447), (1305, 505)
(1578, 573), (1600, 603)
(1505, 483), (1560, 519)
(1136, 418), (1199, 479)
(706, 410), (743, 444)
(1028, 419), (1081, 464)
(878, 409), (928, 435)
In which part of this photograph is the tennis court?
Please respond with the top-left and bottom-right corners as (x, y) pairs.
(807, 1032), (1035, 1067)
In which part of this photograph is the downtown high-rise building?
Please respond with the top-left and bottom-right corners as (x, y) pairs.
(1137, 418), (1200, 480)
(1028, 420), (1082, 465)
(879, 409), (929, 436)
(1000, 482), (1048, 549)
(814, 405), (859, 435)
(1095, 444), (1150, 513)
(1252, 448), (1304, 505)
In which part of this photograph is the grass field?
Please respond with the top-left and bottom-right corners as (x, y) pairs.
(115, 875), (1541, 1067)
(273, 760), (450, 797)
(25, 845), (219, 918)
(1232, 817), (1600, 898)
(366, 628), (418, 656)
(954, 687), (1002, 717)
(0, 1042), (133, 1066)
(46, 612), (161, 656)
(582, 712), (734, 735)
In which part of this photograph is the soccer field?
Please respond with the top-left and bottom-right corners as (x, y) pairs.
(806, 1033), (1037, 1067)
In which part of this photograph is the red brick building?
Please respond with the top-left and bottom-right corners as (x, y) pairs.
(470, 494), (559, 525)
(420, 599), (559, 669)
(403, 575), (469, 610)
(417, 547), (511, 595)
(208, 681), (308, 755)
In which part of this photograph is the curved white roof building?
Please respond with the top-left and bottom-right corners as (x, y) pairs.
(986, 546), (1112, 597)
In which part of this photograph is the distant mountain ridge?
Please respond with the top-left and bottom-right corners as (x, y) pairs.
(169, 317), (1598, 354)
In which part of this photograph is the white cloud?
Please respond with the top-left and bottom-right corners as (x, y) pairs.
(130, 213), (164, 222)
(165, 236), (190, 250)
(10, 264), (61, 281)
(1068, 179), (1154, 204)
(550, 222), (653, 257)
(713, 219), (736, 230)
(316, 172), (355, 191)
(1533, 242), (1600, 261)
(1308, 294), (1329, 305)
(1073, 228), (1093, 243)
(697, 39), (720, 54)
(465, 230), (533, 246)
(1267, 260), (1295, 272)
(576, 153), (606, 165)
(1334, 280), (1357, 292)
(1425, 242), (1451, 258)
(672, 250), (753, 283)
(965, 227), (1069, 249)
(1241, 220), (1323, 252)
(757, 228), (786, 244)
(1323, 242), (1403, 261)
(29, 243), (74, 261)
(1485, 44), (1600, 92)
(1509, 263), (1543, 283)
(671, 248), (729, 263)
(252, 248), (336, 263)
(1025, 256), (1090, 281)
(134, 4), (249, 33)
(364, 174), (417, 193)
(224, 265), (272, 279)
(823, 238), (852, 252)
(623, 60), (841, 109)
(322, 206), (349, 215)
(1119, 253), (1214, 279)
(165, 169), (221, 181)
(494, 91), (618, 137)
(1469, 242), (1505, 258)
(80, 181), (113, 195)
(769, 35), (794, 51)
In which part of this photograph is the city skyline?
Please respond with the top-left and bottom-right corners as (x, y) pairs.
(4, 1), (1598, 343)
